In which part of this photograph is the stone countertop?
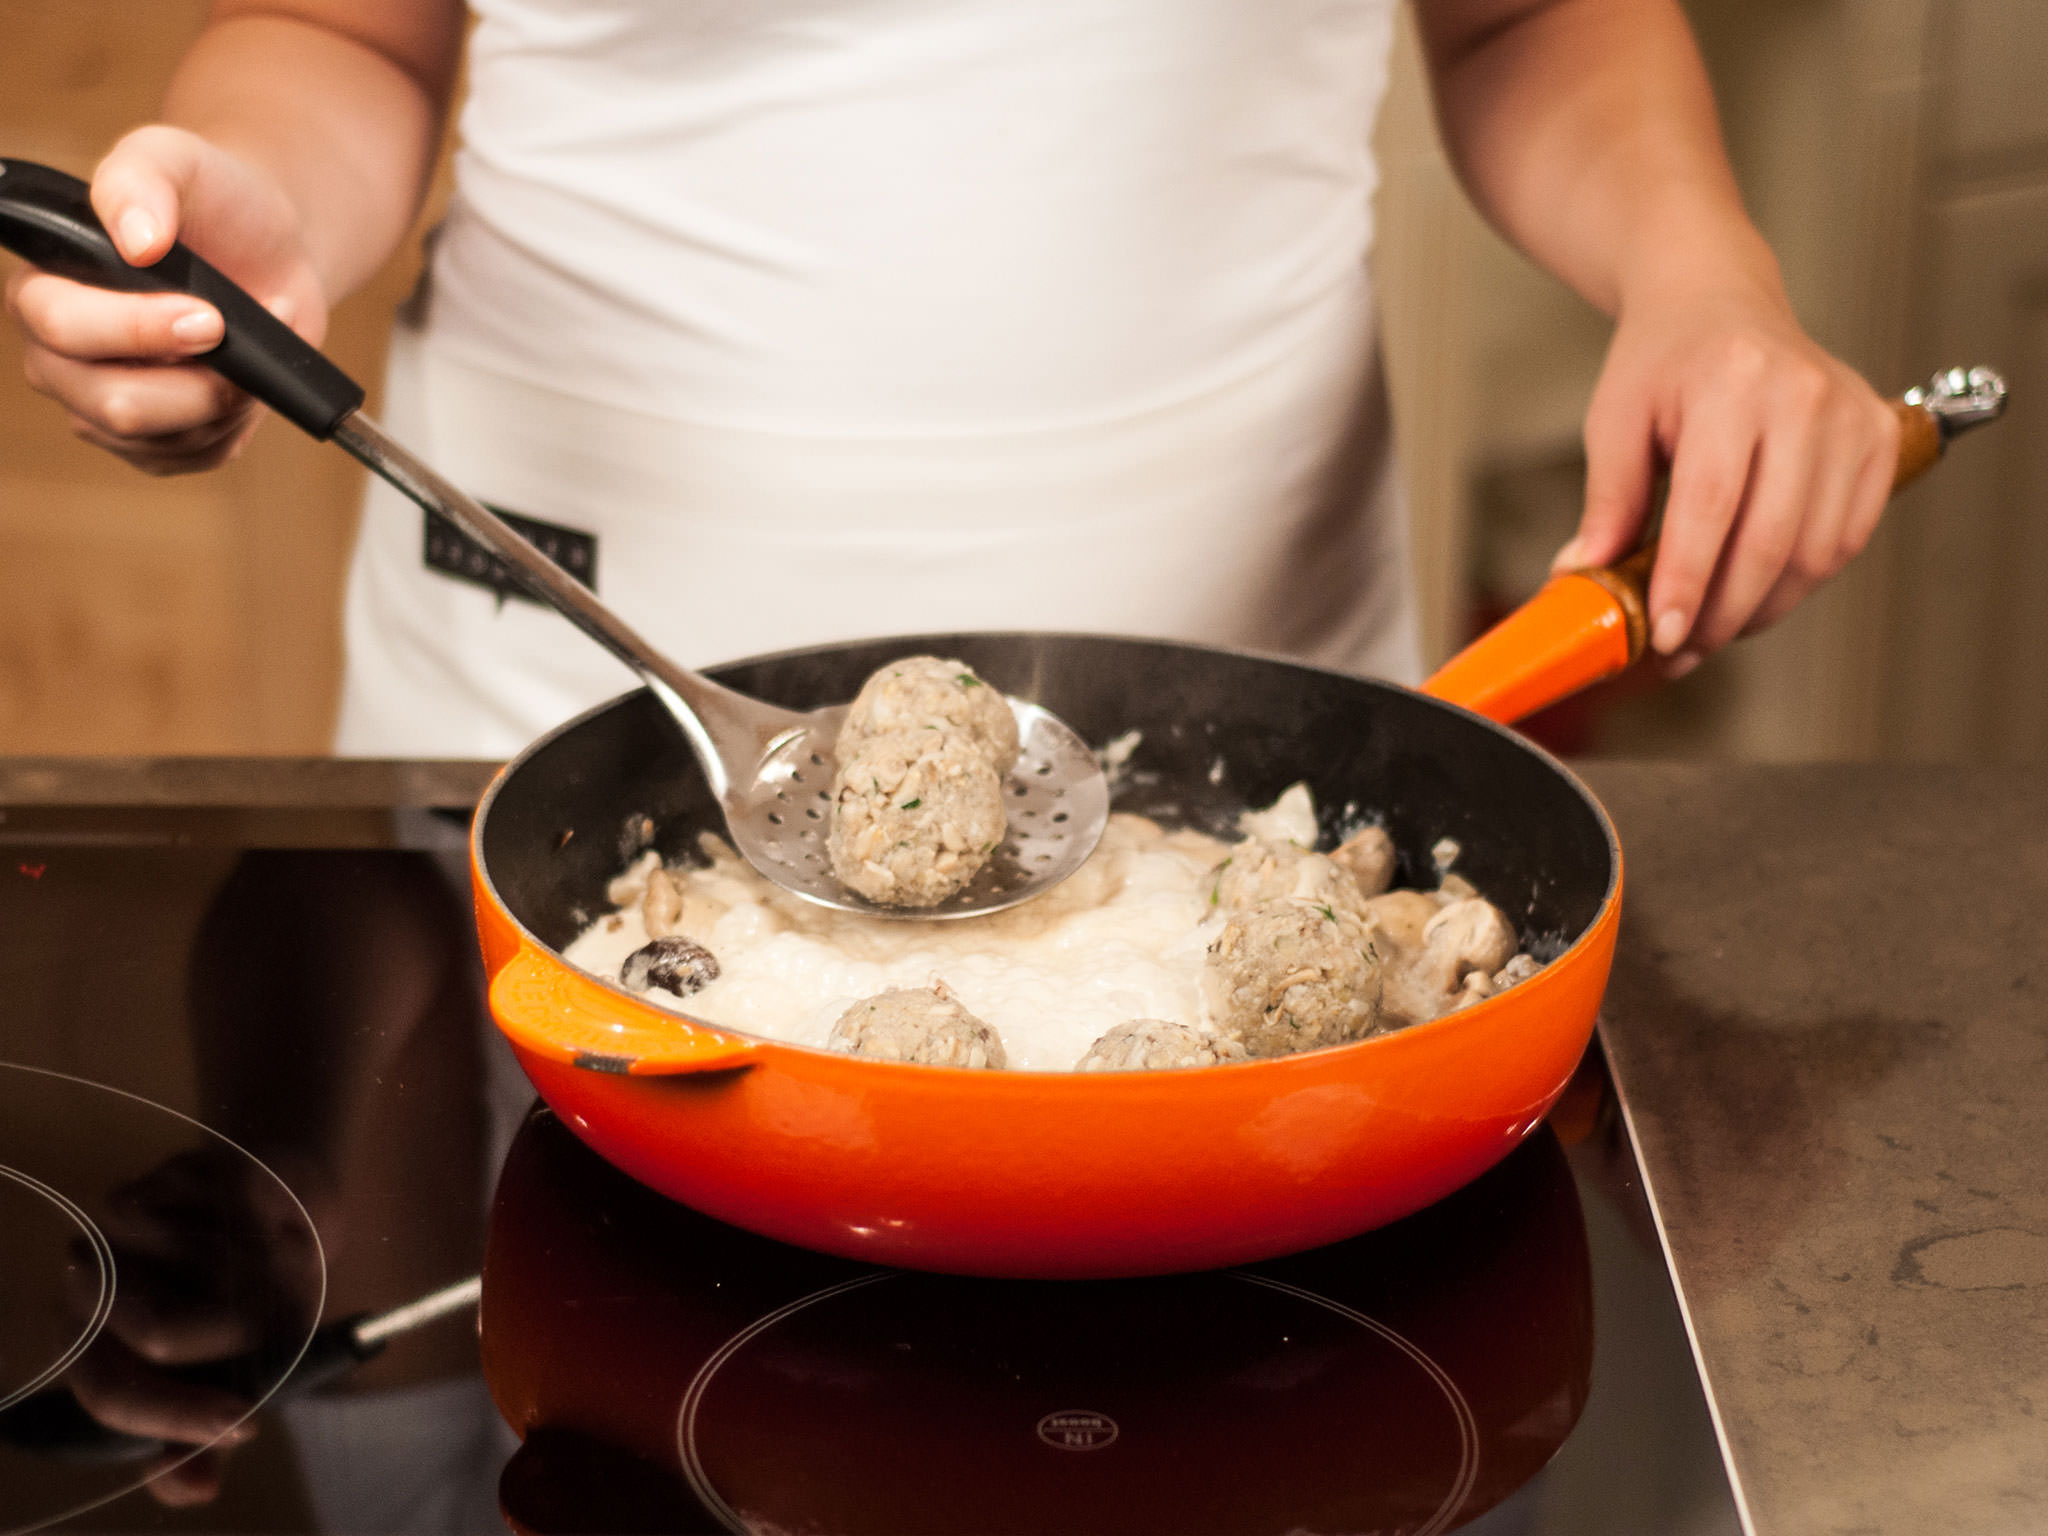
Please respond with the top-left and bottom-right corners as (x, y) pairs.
(2, 755), (2041, 1533)
(1580, 762), (2047, 1536)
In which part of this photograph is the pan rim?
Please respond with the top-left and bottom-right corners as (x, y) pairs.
(471, 629), (1622, 1077)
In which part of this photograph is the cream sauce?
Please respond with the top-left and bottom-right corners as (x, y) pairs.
(562, 814), (1235, 1072)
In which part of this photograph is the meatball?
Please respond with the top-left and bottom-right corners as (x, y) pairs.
(1210, 840), (1369, 920)
(1331, 825), (1396, 897)
(1076, 1019), (1248, 1072)
(620, 936), (720, 998)
(827, 982), (1007, 1069)
(827, 730), (1006, 906)
(1201, 900), (1384, 1058)
(1420, 897), (1519, 993)
(839, 656), (1020, 770)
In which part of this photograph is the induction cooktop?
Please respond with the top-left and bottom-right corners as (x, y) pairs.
(0, 794), (1740, 1535)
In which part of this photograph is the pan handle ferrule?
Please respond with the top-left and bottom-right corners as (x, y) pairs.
(1904, 366), (2007, 443)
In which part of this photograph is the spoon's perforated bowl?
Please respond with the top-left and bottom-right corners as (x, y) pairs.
(727, 701), (1110, 918)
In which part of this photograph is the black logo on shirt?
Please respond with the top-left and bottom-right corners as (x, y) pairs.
(423, 505), (598, 605)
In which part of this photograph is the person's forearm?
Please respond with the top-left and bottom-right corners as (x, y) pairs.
(1417, 0), (1779, 319)
(159, 6), (460, 302)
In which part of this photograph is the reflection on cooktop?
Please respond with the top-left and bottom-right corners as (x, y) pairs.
(484, 1106), (1592, 1535)
(0, 1064), (325, 1534)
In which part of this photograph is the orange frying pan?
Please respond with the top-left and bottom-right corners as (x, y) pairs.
(470, 367), (1998, 1279)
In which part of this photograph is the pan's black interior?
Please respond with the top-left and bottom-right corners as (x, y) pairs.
(477, 634), (1617, 960)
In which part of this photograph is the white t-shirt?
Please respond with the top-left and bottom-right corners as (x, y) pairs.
(334, 0), (1417, 757)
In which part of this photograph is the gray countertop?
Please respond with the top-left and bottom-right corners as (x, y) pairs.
(1581, 762), (2047, 1536)
(3, 755), (2041, 1534)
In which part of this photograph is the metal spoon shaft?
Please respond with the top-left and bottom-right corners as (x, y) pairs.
(333, 412), (768, 795)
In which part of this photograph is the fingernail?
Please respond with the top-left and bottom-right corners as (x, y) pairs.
(118, 209), (158, 260)
(1551, 537), (1590, 572)
(1667, 651), (1702, 680)
(170, 308), (221, 349)
(1652, 609), (1688, 654)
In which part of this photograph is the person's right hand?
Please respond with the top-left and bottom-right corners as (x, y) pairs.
(4, 126), (329, 475)
(61, 1145), (327, 1506)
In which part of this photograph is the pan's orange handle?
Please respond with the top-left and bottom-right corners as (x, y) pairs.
(488, 946), (758, 1076)
(1422, 369), (2006, 724)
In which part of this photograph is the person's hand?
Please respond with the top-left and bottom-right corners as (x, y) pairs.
(1550, 272), (1900, 677)
(61, 1146), (326, 1505)
(4, 125), (329, 475)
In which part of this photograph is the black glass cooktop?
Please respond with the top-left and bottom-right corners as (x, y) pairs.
(0, 798), (1740, 1535)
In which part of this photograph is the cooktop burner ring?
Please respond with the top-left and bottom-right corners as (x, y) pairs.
(0, 1166), (115, 1416)
(675, 1267), (1481, 1536)
(1232, 1272), (1481, 1534)
(676, 1271), (889, 1531)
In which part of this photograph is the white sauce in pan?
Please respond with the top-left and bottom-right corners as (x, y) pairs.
(562, 814), (1237, 1071)
(560, 780), (1539, 1072)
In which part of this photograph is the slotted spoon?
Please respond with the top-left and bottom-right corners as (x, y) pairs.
(0, 158), (1108, 917)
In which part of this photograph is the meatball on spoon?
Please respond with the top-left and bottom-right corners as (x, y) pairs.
(0, 159), (1108, 918)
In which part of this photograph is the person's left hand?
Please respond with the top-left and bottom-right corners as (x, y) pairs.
(1550, 271), (1901, 677)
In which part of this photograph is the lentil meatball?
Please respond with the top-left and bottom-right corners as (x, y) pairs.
(1210, 840), (1370, 920)
(828, 730), (1006, 906)
(1076, 1019), (1248, 1072)
(1201, 899), (1384, 1058)
(839, 656), (1020, 770)
(827, 982), (1007, 1068)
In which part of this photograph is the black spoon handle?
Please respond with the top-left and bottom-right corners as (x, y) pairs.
(0, 157), (364, 437)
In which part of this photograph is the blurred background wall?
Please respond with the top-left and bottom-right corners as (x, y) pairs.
(2, 0), (2043, 760)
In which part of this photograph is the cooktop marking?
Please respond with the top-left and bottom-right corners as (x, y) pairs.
(1036, 1409), (1118, 1450)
